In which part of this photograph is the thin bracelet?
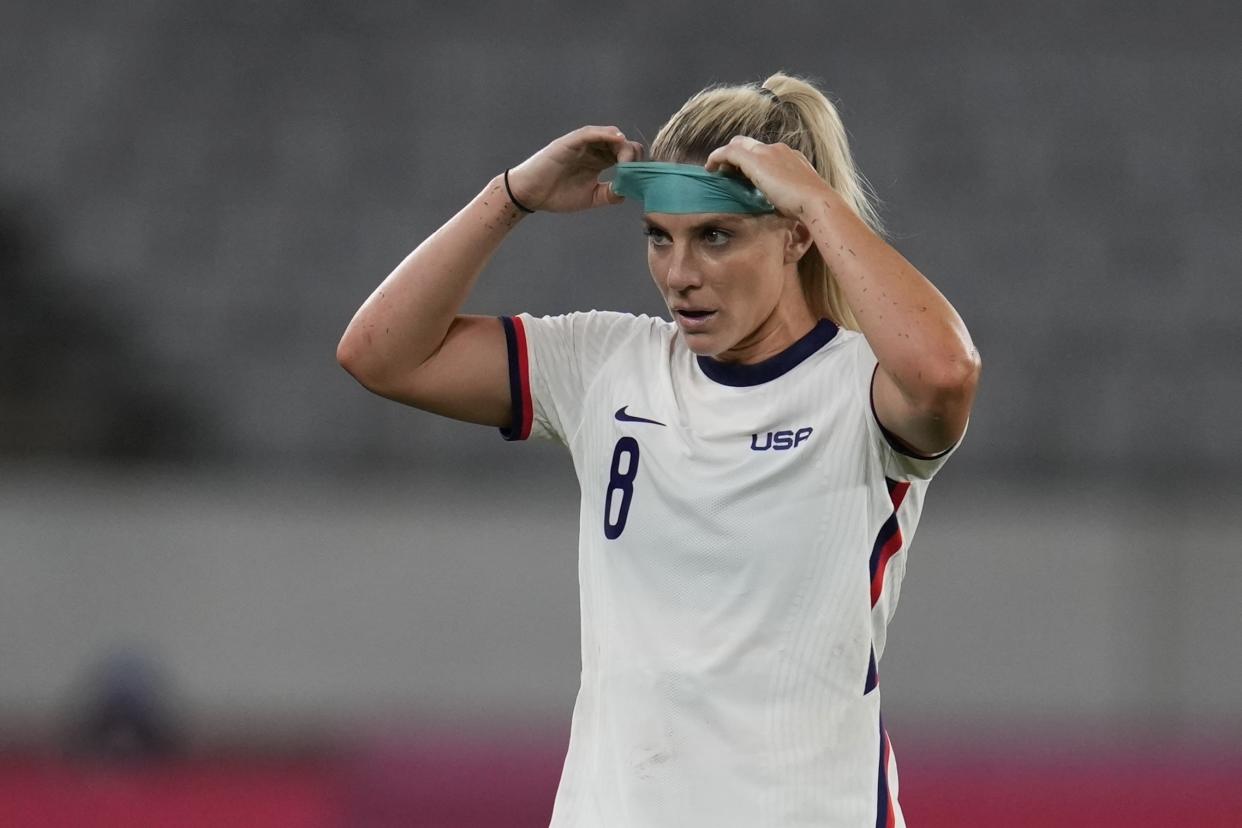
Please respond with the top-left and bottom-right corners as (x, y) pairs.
(504, 168), (536, 214)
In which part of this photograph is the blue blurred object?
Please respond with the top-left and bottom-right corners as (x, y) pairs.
(67, 649), (182, 761)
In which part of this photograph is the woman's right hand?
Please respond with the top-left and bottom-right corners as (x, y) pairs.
(505, 126), (644, 213)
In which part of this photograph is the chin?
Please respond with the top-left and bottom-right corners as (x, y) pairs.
(676, 328), (727, 358)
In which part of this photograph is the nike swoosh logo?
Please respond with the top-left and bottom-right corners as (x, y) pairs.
(615, 406), (666, 427)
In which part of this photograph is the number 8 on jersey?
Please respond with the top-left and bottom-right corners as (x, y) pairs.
(604, 437), (640, 540)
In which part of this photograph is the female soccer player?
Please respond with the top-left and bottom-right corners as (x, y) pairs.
(338, 72), (980, 827)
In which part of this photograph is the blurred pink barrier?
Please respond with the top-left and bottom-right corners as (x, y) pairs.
(1, 730), (1238, 827)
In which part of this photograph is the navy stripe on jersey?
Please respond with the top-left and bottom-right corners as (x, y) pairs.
(876, 715), (895, 828)
(869, 478), (911, 607)
(498, 316), (528, 441)
(697, 318), (838, 386)
(864, 646), (878, 695)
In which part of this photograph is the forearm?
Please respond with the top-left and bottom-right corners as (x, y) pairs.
(337, 174), (525, 386)
(806, 191), (979, 406)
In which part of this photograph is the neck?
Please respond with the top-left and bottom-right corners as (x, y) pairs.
(716, 291), (817, 365)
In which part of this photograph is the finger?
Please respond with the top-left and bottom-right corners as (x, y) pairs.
(703, 145), (738, 173)
(615, 139), (643, 164)
(577, 125), (629, 149)
(589, 128), (640, 168)
(566, 126), (626, 163)
(577, 124), (624, 138)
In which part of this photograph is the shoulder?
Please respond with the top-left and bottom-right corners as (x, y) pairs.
(787, 325), (873, 379)
(821, 327), (878, 376)
(829, 326), (870, 354)
(773, 326), (876, 407)
(517, 309), (673, 348)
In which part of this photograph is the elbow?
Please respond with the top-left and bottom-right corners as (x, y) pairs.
(336, 328), (419, 403)
(336, 329), (383, 390)
(913, 346), (981, 415)
(941, 345), (982, 396)
(335, 330), (363, 376)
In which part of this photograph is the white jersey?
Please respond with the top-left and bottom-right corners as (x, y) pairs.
(498, 311), (959, 828)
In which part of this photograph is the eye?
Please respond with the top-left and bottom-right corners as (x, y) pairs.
(701, 228), (731, 246)
(642, 226), (670, 246)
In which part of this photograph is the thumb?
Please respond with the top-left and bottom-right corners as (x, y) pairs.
(599, 141), (642, 206)
(599, 180), (625, 206)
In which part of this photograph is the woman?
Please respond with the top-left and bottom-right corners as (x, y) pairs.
(338, 72), (980, 827)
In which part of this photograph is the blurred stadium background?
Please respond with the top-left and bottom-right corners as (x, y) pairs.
(2, 1), (1240, 825)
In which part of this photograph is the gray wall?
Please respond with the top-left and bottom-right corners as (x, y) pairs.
(4, 466), (1240, 744)
(2, 1), (1240, 744)
(3, 0), (1239, 473)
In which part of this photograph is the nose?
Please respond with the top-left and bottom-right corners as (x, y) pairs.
(664, 243), (702, 293)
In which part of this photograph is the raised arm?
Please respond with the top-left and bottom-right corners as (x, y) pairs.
(336, 126), (643, 427)
(705, 136), (980, 456)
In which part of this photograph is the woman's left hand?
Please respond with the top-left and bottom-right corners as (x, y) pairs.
(703, 136), (835, 219)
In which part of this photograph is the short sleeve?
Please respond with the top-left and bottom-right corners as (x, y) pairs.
(847, 334), (965, 481)
(497, 310), (655, 445)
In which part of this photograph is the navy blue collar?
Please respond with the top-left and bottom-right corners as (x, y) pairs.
(696, 319), (839, 387)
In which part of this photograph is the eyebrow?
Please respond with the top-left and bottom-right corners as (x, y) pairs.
(641, 215), (747, 233)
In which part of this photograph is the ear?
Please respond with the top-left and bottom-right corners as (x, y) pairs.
(783, 220), (815, 265)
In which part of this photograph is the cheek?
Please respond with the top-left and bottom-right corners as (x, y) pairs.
(720, 252), (780, 306)
(646, 250), (665, 287)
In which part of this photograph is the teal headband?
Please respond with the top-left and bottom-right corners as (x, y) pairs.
(610, 162), (775, 215)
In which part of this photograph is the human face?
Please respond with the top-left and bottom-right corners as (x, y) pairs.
(643, 212), (816, 363)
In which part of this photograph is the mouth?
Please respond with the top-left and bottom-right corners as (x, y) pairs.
(673, 308), (717, 331)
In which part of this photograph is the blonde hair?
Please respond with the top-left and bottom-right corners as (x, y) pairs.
(649, 72), (881, 331)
